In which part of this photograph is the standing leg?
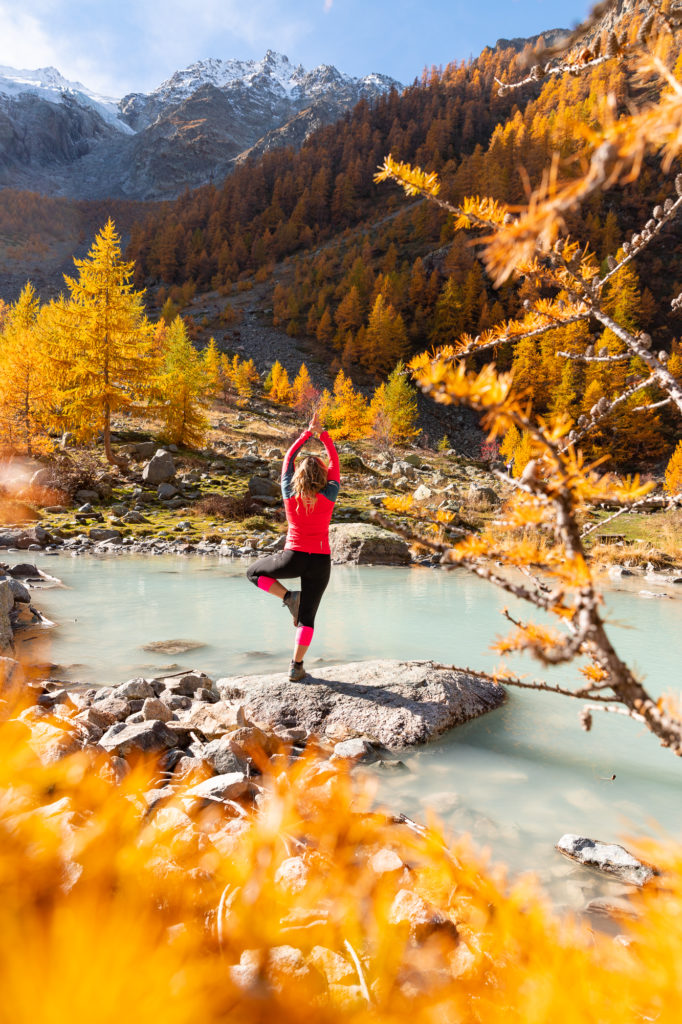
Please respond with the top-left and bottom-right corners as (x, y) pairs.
(289, 555), (331, 678)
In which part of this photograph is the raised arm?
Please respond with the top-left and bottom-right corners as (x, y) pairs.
(281, 429), (312, 499)
(320, 429), (340, 502)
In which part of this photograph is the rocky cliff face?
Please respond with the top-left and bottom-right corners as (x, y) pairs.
(0, 52), (400, 200)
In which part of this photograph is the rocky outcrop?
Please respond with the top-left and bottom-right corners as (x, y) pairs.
(23, 660), (504, 765)
(329, 523), (411, 566)
(556, 834), (659, 887)
(215, 660), (505, 748)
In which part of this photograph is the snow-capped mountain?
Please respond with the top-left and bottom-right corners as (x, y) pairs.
(0, 65), (132, 132)
(0, 52), (400, 200)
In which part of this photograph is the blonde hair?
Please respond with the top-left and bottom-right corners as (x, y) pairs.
(292, 456), (328, 513)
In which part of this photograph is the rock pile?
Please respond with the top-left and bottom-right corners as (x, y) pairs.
(10, 661), (505, 784)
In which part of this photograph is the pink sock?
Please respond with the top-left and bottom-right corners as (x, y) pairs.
(257, 576), (276, 592)
(296, 625), (314, 647)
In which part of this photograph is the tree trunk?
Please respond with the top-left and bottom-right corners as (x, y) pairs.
(103, 402), (125, 467)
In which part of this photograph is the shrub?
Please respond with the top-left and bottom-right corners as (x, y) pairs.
(194, 493), (253, 520)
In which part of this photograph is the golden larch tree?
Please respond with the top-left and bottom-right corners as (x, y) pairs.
(57, 220), (155, 464)
(156, 317), (209, 448)
(0, 283), (52, 455)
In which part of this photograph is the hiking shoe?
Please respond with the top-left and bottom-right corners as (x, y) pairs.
(283, 589), (301, 624)
(288, 660), (306, 682)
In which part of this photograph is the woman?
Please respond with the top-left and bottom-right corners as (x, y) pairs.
(247, 411), (340, 681)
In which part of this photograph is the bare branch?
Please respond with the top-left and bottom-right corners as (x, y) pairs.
(561, 374), (658, 452)
(598, 193), (682, 288)
(581, 490), (681, 538)
(591, 309), (682, 415)
(633, 396), (672, 411)
(557, 351), (630, 363)
(582, 702), (646, 722)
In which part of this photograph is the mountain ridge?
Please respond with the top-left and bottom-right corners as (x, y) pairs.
(0, 52), (400, 200)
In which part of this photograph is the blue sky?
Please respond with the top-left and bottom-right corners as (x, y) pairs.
(0, 0), (593, 97)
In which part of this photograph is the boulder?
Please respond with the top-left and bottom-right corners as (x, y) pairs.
(391, 461), (417, 480)
(141, 697), (173, 723)
(99, 719), (177, 756)
(329, 523), (411, 566)
(199, 737), (243, 774)
(185, 701), (243, 738)
(1, 576), (30, 603)
(157, 482), (178, 500)
(467, 484), (500, 506)
(412, 484), (433, 505)
(88, 528), (122, 543)
(215, 660), (505, 749)
(30, 467), (56, 489)
(0, 580), (14, 650)
(116, 677), (156, 700)
(556, 835), (658, 887)
(186, 772), (250, 802)
(161, 671), (215, 696)
(142, 450), (176, 485)
(331, 738), (379, 764)
(248, 476), (281, 499)
(133, 441), (157, 459)
(75, 489), (100, 504)
(6, 563), (42, 578)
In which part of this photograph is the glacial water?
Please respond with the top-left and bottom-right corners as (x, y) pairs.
(8, 551), (682, 912)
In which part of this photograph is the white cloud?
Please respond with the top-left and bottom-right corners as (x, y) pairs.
(0, 7), (63, 72)
(0, 2), (128, 95)
(0, 0), (316, 96)
(133, 0), (311, 65)
(324, 0), (333, 11)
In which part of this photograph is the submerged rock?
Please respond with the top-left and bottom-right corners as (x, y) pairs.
(215, 660), (505, 748)
(556, 834), (659, 887)
(141, 639), (207, 655)
(329, 523), (411, 566)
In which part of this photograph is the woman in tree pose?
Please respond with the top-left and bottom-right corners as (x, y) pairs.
(247, 411), (340, 681)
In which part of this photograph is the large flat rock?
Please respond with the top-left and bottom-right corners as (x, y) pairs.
(216, 660), (505, 748)
(329, 523), (411, 565)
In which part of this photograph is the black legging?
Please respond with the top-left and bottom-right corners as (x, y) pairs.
(247, 549), (331, 628)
